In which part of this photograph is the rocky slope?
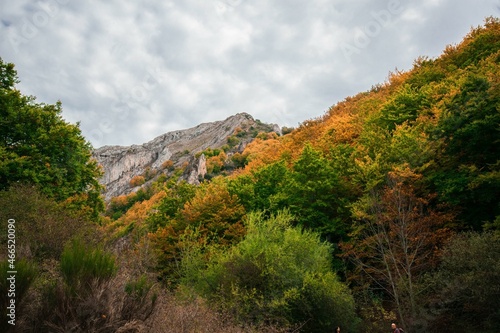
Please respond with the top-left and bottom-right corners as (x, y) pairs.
(93, 113), (279, 201)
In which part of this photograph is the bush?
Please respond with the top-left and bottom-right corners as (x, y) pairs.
(423, 232), (500, 333)
(181, 210), (359, 332)
(60, 239), (116, 292)
(0, 259), (37, 331)
(161, 160), (175, 171)
(125, 274), (153, 299)
(231, 152), (248, 168)
(106, 186), (154, 220)
(122, 274), (158, 321)
(0, 184), (95, 259)
(227, 135), (240, 148)
(130, 175), (146, 187)
(281, 126), (295, 135)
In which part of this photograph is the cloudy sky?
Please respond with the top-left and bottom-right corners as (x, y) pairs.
(1, 0), (498, 147)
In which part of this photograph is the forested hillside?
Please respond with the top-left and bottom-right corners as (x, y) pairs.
(1, 18), (499, 333)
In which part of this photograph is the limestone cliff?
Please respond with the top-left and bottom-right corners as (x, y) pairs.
(93, 113), (278, 201)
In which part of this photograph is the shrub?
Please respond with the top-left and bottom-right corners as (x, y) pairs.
(231, 152), (248, 168)
(106, 186), (154, 220)
(0, 184), (94, 259)
(122, 274), (158, 321)
(424, 232), (500, 332)
(125, 274), (153, 299)
(207, 152), (226, 174)
(0, 259), (37, 331)
(144, 167), (157, 180)
(281, 126), (295, 135)
(227, 135), (240, 147)
(60, 239), (116, 292)
(130, 175), (146, 187)
(161, 160), (175, 171)
(181, 210), (359, 332)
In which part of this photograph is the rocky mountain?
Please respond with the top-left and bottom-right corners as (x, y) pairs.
(93, 113), (280, 201)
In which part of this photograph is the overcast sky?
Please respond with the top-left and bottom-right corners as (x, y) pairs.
(1, 0), (498, 147)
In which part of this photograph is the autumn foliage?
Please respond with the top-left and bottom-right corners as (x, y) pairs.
(1, 18), (500, 333)
(85, 19), (500, 332)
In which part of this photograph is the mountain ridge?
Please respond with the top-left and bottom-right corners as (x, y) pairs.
(93, 112), (280, 200)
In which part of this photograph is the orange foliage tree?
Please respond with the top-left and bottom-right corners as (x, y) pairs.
(242, 137), (285, 171)
(206, 151), (227, 174)
(130, 175), (146, 187)
(342, 167), (453, 331)
(179, 179), (246, 246)
(150, 179), (246, 284)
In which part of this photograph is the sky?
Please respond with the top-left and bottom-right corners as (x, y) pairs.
(1, 0), (498, 148)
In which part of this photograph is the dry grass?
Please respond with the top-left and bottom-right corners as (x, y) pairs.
(145, 293), (291, 333)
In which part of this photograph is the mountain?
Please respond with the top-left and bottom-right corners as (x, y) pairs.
(93, 113), (280, 200)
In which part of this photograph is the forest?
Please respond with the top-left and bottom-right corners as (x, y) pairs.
(1, 18), (499, 333)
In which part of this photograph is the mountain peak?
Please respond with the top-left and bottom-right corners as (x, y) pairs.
(93, 113), (279, 200)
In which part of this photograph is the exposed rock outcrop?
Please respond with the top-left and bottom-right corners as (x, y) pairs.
(186, 154), (207, 185)
(93, 113), (278, 201)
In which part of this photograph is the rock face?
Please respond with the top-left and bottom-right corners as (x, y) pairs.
(93, 113), (277, 201)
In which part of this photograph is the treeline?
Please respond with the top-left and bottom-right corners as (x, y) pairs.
(1, 18), (500, 333)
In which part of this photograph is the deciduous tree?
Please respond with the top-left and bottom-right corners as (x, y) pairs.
(344, 167), (452, 330)
(0, 58), (103, 218)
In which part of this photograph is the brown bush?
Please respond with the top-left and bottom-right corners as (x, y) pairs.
(161, 160), (175, 171)
(0, 184), (95, 260)
(17, 261), (290, 333)
(130, 175), (146, 187)
(18, 259), (157, 332)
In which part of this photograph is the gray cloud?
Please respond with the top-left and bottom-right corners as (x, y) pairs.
(0, 0), (497, 147)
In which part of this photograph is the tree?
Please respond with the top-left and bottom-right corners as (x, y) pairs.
(430, 74), (500, 229)
(286, 144), (351, 241)
(424, 232), (500, 333)
(179, 178), (246, 246)
(147, 180), (196, 231)
(151, 179), (246, 284)
(378, 84), (430, 131)
(344, 167), (453, 331)
(182, 210), (359, 333)
(0, 58), (103, 218)
(228, 160), (290, 214)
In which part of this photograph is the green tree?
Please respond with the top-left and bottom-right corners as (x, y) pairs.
(286, 144), (351, 241)
(430, 74), (500, 229)
(228, 160), (290, 214)
(0, 58), (103, 218)
(378, 84), (430, 131)
(147, 180), (196, 231)
(424, 232), (500, 333)
(182, 210), (359, 332)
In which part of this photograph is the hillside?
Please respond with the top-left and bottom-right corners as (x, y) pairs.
(105, 18), (500, 332)
(237, 18), (500, 229)
(1, 18), (499, 333)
